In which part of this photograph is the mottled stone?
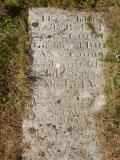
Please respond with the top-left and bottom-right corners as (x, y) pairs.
(23, 8), (108, 160)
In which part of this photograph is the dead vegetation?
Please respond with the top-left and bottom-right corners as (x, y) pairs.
(0, 5), (31, 159)
(96, 7), (120, 160)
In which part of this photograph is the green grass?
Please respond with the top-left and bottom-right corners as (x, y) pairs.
(96, 7), (120, 160)
(0, 0), (120, 159)
(0, 7), (30, 160)
(86, 14), (103, 37)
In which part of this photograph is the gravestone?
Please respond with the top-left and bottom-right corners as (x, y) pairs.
(23, 8), (108, 160)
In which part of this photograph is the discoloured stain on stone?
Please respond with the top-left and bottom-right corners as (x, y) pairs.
(23, 8), (108, 160)
(32, 22), (39, 27)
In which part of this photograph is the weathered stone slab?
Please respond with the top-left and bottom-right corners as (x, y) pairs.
(23, 8), (108, 160)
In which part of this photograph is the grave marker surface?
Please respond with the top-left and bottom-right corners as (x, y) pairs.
(23, 8), (108, 160)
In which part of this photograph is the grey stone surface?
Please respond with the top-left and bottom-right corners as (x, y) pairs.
(23, 8), (108, 160)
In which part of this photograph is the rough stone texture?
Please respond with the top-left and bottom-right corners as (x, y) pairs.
(23, 8), (108, 160)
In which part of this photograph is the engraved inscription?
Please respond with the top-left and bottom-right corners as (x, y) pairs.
(23, 8), (108, 160)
